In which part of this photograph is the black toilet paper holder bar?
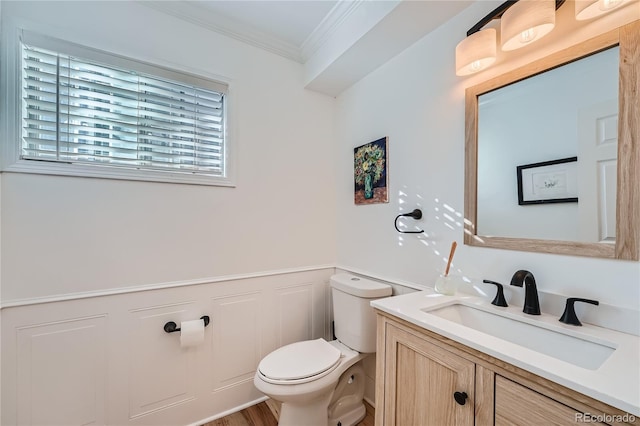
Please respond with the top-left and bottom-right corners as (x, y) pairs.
(164, 316), (210, 333)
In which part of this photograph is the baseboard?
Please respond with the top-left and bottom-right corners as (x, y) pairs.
(364, 395), (375, 409)
(186, 396), (269, 426)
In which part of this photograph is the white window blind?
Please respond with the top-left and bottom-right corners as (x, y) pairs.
(21, 34), (227, 179)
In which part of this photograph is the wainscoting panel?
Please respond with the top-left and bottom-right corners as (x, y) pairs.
(211, 292), (261, 391)
(276, 284), (313, 347)
(16, 315), (108, 426)
(1, 268), (334, 426)
(128, 302), (198, 418)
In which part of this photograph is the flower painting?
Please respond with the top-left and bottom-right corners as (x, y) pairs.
(354, 137), (388, 205)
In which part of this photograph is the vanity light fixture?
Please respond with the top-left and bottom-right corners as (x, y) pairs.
(575, 0), (629, 20)
(501, 0), (557, 51)
(455, 28), (497, 76)
(455, 0), (565, 76)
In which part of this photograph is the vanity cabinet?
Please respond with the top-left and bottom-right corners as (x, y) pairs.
(381, 321), (475, 425)
(375, 312), (638, 426)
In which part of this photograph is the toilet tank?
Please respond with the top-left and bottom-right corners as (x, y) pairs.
(330, 274), (392, 353)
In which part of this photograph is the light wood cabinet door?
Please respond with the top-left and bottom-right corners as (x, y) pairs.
(382, 323), (475, 426)
(495, 375), (607, 425)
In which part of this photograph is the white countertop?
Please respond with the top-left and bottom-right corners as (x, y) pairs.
(371, 289), (640, 416)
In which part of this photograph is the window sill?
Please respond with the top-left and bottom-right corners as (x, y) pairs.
(2, 159), (236, 187)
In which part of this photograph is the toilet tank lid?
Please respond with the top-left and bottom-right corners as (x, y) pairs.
(330, 274), (392, 298)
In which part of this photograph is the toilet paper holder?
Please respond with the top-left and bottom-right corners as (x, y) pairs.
(164, 316), (210, 333)
(394, 208), (424, 234)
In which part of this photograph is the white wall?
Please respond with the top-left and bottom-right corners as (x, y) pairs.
(0, 0), (337, 302)
(335, 1), (640, 314)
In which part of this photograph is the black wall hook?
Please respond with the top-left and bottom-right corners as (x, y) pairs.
(164, 316), (210, 333)
(394, 209), (424, 234)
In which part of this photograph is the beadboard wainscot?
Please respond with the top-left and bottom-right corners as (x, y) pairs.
(0, 267), (335, 426)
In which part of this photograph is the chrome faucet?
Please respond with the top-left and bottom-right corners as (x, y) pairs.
(510, 270), (540, 315)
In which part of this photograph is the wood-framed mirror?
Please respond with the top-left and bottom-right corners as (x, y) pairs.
(464, 20), (639, 260)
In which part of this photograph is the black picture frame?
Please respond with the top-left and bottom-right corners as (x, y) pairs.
(516, 157), (579, 205)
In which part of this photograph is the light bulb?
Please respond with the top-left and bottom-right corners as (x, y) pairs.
(501, 0), (555, 51)
(602, 0), (624, 10)
(519, 28), (538, 43)
(455, 28), (497, 76)
(576, 0), (629, 20)
(470, 60), (482, 72)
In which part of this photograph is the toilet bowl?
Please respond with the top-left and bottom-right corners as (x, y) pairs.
(254, 339), (365, 426)
(253, 274), (392, 426)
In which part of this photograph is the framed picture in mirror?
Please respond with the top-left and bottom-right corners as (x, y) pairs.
(517, 157), (578, 205)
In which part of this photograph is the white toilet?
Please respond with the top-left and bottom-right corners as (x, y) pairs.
(254, 273), (392, 426)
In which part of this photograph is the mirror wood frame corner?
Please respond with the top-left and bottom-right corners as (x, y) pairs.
(464, 20), (639, 261)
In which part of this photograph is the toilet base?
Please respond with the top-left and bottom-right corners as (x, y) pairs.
(328, 402), (365, 426)
(327, 364), (366, 426)
(277, 392), (366, 426)
(278, 392), (333, 426)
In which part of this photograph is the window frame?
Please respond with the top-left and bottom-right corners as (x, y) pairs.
(1, 27), (235, 187)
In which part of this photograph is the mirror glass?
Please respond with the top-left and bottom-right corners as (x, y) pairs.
(476, 47), (619, 243)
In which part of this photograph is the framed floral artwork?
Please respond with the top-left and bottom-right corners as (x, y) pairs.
(354, 137), (388, 205)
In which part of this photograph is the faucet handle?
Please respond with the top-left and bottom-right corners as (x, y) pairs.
(559, 297), (599, 326)
(482, 280), (508, 307)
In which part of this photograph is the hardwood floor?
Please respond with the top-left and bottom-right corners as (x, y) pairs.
(204, 401), (278, 426)
(204, 399), (374, 426)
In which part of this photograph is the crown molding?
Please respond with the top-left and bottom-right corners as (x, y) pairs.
(138, 0), (303, 62)
(300, 0), (365, 62)
(138, 0), (365, 65)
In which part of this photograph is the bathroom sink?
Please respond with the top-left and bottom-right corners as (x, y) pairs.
(422, 303), (616, 370)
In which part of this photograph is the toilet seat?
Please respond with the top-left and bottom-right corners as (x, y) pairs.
(258, 338), (342, 385)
